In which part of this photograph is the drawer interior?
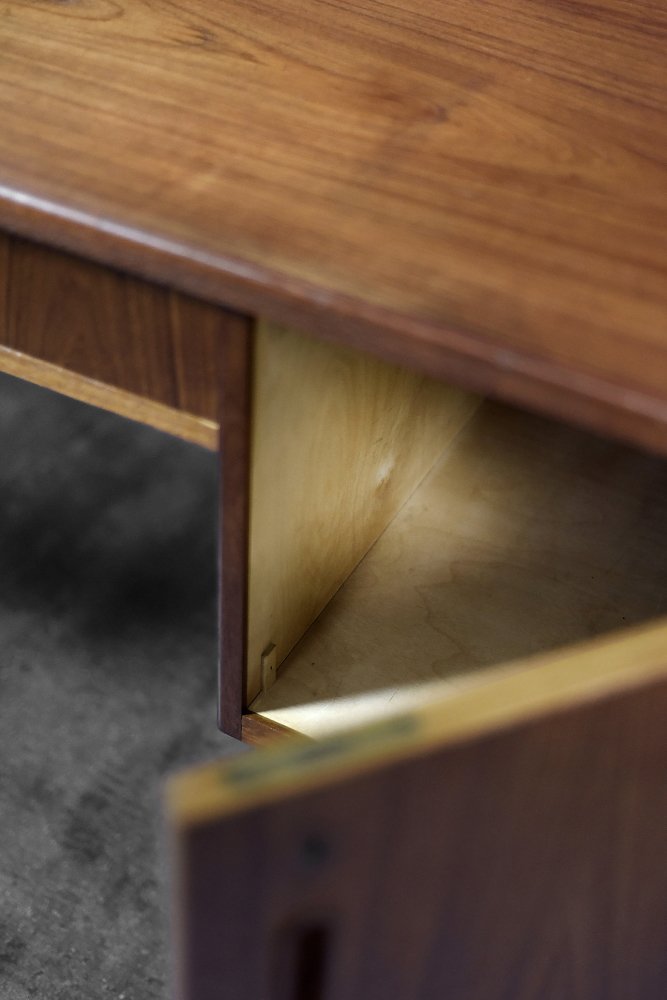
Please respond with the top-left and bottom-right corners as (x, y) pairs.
(247, 327), (667, 738)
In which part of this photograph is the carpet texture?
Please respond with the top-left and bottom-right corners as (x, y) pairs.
(0, 372), (244, 999)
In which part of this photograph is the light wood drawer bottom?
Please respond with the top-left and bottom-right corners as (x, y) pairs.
(250, 376), (667, 738)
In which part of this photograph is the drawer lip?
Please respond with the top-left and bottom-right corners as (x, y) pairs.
(168, 615), (667, 827)
(0, 345), (218, 449)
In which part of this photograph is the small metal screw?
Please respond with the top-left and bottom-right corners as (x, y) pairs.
(301, 833), (331, 871)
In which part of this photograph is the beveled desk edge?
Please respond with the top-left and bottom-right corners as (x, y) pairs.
(2, 186), (666, 459)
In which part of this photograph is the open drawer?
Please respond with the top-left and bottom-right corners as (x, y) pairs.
(168, 619), (667, 999)
(170, 322), (667, 998)
(222, 322), (667, 743)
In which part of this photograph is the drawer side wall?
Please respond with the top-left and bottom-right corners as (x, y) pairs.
(246, 320), (480, 705)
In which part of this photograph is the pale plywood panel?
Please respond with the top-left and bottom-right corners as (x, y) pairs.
(246, 322), (480, 703)
(253, 402), (667, 736)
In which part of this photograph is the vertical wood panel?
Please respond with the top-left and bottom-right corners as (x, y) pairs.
(246, 321), (480, 705)
(218, 323), (253, 738)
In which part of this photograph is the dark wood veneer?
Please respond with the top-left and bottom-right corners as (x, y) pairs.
(217, 323), (253, 739)
(174, 673), (667, 999)
(241, 713), (301, 747)
(0, 232), (240, 446)
(1, 0), (666, 453)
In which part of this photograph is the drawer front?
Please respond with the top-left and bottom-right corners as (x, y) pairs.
(168, 620), (667, 1000)
(0, 233), (246, 447)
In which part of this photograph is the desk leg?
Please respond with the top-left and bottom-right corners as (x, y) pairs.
(217, 320), (253, 739)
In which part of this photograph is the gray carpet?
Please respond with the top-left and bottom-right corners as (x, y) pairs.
(0, 372), (244, 999)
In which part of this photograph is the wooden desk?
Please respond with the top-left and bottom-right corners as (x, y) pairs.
(2, 0), (666, 447)
(1, 2), (666, 997)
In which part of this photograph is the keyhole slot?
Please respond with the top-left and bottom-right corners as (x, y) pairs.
(273, 922), (332, 1000)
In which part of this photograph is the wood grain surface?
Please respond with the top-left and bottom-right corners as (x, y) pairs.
(240, 713), (301, 748)
(0, 232), (228, 443)
(169, 619), (667, 1000)
(254, 400), (667, 736)
(1, 2), (666, 452)
(247, 322), (479, 705)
